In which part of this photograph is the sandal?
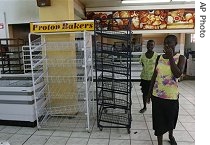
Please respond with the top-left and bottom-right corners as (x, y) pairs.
(169, 136), (177, 145)
(139, 108), (147, 113)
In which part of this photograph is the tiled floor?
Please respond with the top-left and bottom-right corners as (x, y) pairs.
(0, 80), (195, 145)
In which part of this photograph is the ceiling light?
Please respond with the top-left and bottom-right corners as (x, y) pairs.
(121, 0), (170, 4)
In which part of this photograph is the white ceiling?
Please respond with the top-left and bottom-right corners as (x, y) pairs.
(79, 0), (195, 8)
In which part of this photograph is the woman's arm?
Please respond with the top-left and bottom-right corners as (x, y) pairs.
(169, 55), (186, 78)
(165, 47), (186, 78)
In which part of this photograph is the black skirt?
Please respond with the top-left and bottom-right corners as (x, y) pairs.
(151, 96), (179, 136)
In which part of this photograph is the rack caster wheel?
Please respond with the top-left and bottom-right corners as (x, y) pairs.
(99, 127), (103, 131)
(127, 128), (130, 134)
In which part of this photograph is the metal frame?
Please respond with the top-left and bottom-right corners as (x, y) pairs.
(94, 18), (132, 133)
(28, 31), (94, 132)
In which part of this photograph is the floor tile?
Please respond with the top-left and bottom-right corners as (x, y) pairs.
(149, 130), (178, 141)
(179, 98), (192, 105)
(110, 128), (130, 140)
(131, 109), (142, 115)
(70, 131), (90, 138)
(33, 130), (54, 136)
(179, 108), (190, 115)
(7, 134), (31, 145)
(178, 115), (195, 123)
(16, 127), (37, 135)
(145, 122), (152, 130)
(89, 130), (110, 139)
(0, 80), (195, 145)
(186, 109), (195, 116)
(131, 140), (153, 145)
(44, 136), (68, 145)
(144, 114), (152, 122)
(66, 137), (89, 145)
(152, 140), (171, 145)
(141, 108), (152, 115)
(130, 129), (151, 141)
(181, 104), (195, 110)
(0, 133), (14, 141)
(23, 135), (49, 145)
(132, 103), (141, 109)
(188, 131), (195, 140)
(131, 114), (146, 122)
(0, 126), (21, 134)
(87, 138), (109, 145)
(109, 139), (130, 145)
(51, 130), (72, 137)
(182, 122), (195, 132)
(131, 121), (147, 130)
(175, 141), (195, 145)
(173, 130), (194, 142)
(0, 126), (6, 131)
(175, 122), (186, 131)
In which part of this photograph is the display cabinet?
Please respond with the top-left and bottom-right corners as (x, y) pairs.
(0, 75), (44, 127)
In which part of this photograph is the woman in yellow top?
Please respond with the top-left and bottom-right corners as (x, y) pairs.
(147, 35), (186, 145)
(139, 40), (158, 113)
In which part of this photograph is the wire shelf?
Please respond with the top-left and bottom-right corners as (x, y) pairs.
(97, 73), (131, 92)
(94, 18), (132, 132)
(97, 81), (130, 95)
(44, 76), (91, 83)
(98, 91), (131, 110)
(98, 107), (130, 126)
(46, 42), (82, 51)
(47, 58), (86, 68)
(29, 31), (94, 131)
(37, 100), (95, 131)
(96, 60), (130, 76)
(96, 42), (131, 57)
(38, 114), (95, 131)
(31, 37), (42, 46)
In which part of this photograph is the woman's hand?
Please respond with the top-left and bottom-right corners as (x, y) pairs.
(164, 45), (173, 59)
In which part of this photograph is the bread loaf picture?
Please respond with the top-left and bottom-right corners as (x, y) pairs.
(167, 9), (195, 29)
(139, 10), (168, 30)
(86, 11), (113, 30)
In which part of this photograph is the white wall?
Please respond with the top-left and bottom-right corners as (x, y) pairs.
(0, 0), (39, 24)
(0, 12), (7, 38)
(74, 0), (85, 20)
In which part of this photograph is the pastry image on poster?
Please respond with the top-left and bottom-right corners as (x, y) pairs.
(112, 11), (131, 30)
(130, 11), (140, 30)
(86, 11), (113, 30)
(112, 11), (142, 30)
(167, 9), (195, 29)
(139, 10), (168, 30)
